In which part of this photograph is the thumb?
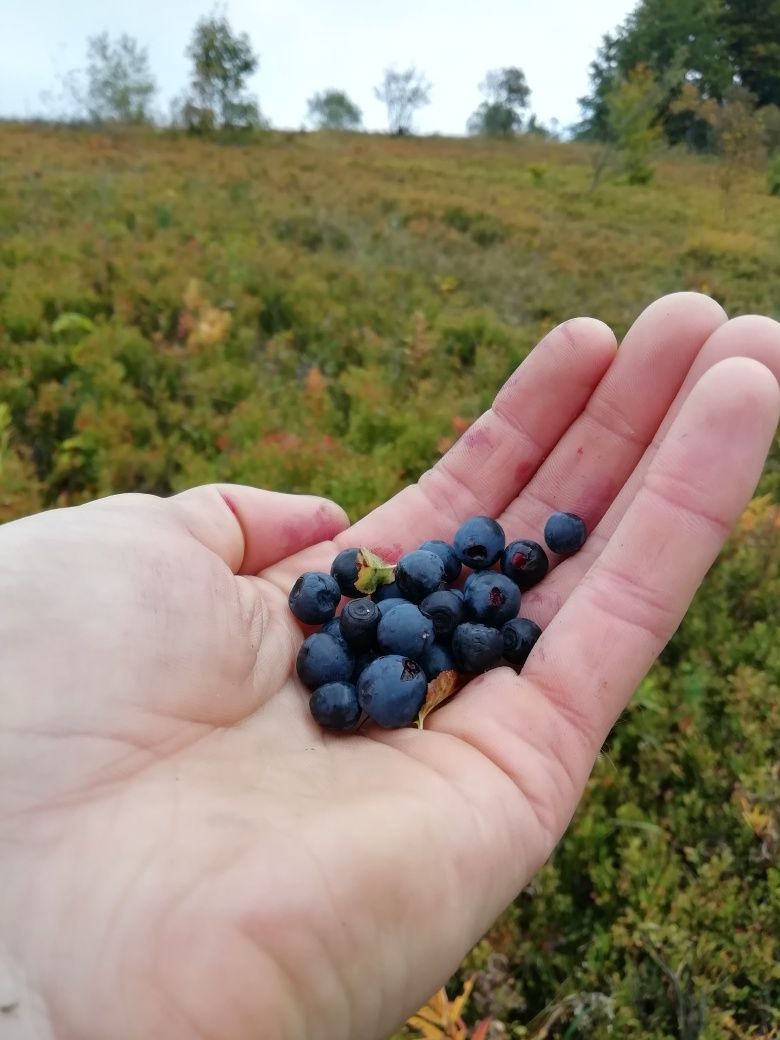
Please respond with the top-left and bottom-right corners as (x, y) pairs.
(170, 484), (349, 574)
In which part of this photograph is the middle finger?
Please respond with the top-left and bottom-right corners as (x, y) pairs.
(496, 292), (726, 554)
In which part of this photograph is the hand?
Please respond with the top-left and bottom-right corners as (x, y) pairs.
(1, 294), (778, 1040)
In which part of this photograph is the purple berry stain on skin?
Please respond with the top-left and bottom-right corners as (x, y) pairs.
(373, 544), (403, 563)
(514, 459), (534, 484)
(281, 519), (310, 554)
(575, 477), (616, 529)
(220, 491), (239, 517)
(463, 424), (492, 452)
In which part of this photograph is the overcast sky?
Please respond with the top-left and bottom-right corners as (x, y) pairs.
(1, 0), (637, 133)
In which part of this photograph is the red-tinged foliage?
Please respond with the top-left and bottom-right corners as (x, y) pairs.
(1, 125), (778, 1039)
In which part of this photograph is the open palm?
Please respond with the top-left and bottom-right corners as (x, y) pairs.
(1, 294), (779, 1040)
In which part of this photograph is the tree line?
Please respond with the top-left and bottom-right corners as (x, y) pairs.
(44, 3), (780, 194)
(577, 0), (780, 189)
(59, 12), (542, 139)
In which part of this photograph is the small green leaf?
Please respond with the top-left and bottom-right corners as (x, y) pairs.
(52, 312), (95, 338)
(354, 547), (396, 593)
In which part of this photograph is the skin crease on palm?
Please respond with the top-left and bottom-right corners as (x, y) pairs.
(0, 295), (779, 1040)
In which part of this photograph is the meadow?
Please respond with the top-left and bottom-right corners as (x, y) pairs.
(0, 123), (778, 1038)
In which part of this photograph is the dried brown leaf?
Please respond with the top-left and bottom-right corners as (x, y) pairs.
(416, 670), (465, 729)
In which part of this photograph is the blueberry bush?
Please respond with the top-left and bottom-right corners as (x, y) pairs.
(0, 123), (778, 1038)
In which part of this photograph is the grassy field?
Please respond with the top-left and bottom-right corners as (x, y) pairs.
(0, 124), (778, 1038)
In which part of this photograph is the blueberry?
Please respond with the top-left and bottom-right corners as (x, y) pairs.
(288, 571), (341, 624)
(453, 516), (505, 570)
(543, 512), (587, 555)
(464, 572), (521, 628)
(501, 618), (542, 668)
(353, 648), (378, 682)
(339, 598), (380, 651)
(372, 580), (402, 602)
(309, 682), (361, 731)
(357, 655), (428, 728)
(296, 632), (355, 690)
(452, 623), (504, 672)
(375, 597), (409, 618)
(330, 548), (362, 598)
(463, 571), (481, 593)
(377, 602), (435, 660)
(419, 589), (465, 639)
(420, 641), (456, 681)
(321, 617), (350, 649)
(419, 540), (462, 583)
(501, 539), (549, 590)
(394, 550), (446, 602)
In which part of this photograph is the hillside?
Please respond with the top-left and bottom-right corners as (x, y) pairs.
(0, 124), (778, 1038)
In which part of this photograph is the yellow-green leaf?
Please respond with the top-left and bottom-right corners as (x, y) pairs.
(354, 547), (396, 593)
(52, 312), (95, 337)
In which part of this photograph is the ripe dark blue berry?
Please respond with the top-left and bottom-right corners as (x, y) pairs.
(309, 682), (361, 731)
(419, 540), (462, 583)
(357, 655), (428, 728)
(501, 618), (542, 668)
(377, 602), (435, 659)
(292, 518), (558, 730)
(394, 550), (446, 602)
(353, 648), (378, 681)
(544, 512), (587, 555)
(375, 597), (409, 618)
(296, 632), (355, 690)
(321, 617), (350, 648)
(463, 571), (480, 593)
(453, 516), (505, 570)
(420, 642), (456, 681)
(288, 571), (342, 624)
(339, 598), (380, 651)
(452, 623), (504, 672)
(464, 572), (521, 628)
(419, 589), (465, 639)
(330, 548), (362, 597)
(501, 539), (549, 590)
(372, 580), (402, 602)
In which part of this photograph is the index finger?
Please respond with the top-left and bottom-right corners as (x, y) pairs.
(338, 317), (617, 557)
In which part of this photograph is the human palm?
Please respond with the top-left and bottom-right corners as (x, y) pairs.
(1, 294), (779, 1040)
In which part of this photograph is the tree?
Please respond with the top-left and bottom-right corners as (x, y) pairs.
(374, 67), (431, 135)
(307, 89), (362, 131)
(579, 0), (780, 147)
(578, 0), (731, 143)
(69, 33), (157, 124)
(526, 114), (558, 139)
(602, 64), (665, 184)
(184, 12), (261, 131)
(720, 0), (780, 108)
(760, 104), (780, 155)
(468, 67), (530, 137)
(672, 82), (768, 194)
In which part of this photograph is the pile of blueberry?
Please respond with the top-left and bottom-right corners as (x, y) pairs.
(289, 512), (587, 732)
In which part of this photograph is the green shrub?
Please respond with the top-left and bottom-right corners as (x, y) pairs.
(768, 153), (780, 196)
(1, 125), (779, 1035)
